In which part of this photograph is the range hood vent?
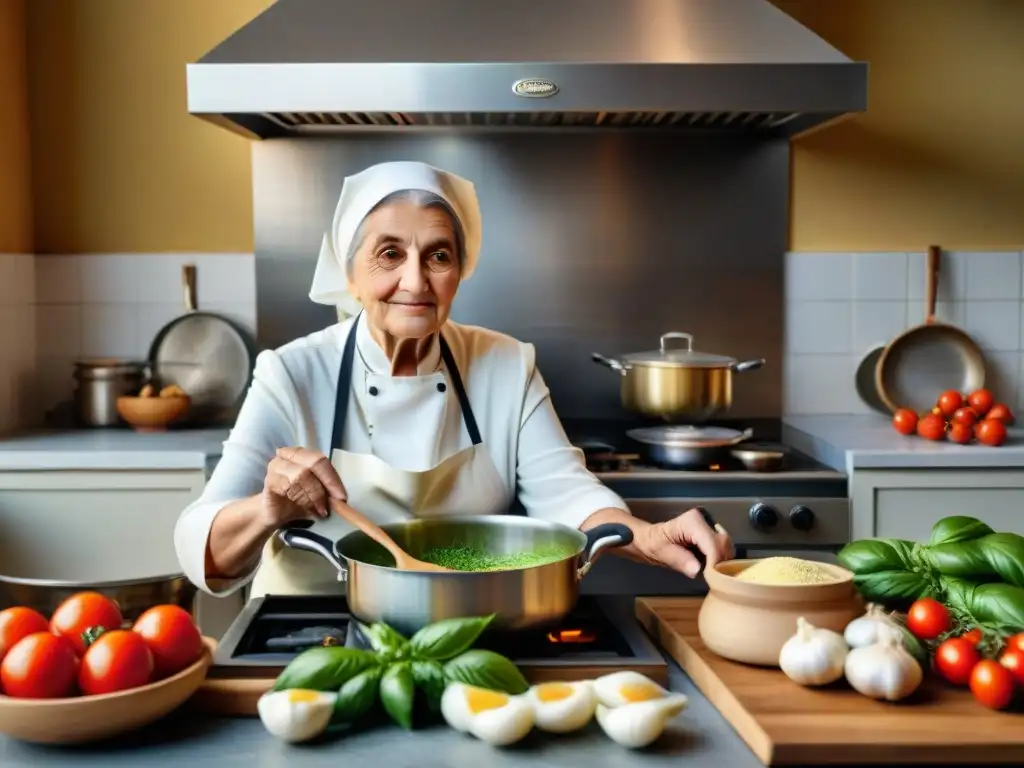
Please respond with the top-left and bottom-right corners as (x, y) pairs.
(188, 0), (867, 140)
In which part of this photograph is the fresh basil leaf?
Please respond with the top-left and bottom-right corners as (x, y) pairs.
(838, 539), (916, 575)
(942, 576), (1024, 632)
(852, 570), (932, 609)
(411, 660), (446, 712)
(333, 666), (383, 723)
(926, 533), (1024, 589)
(409, 615), (495, 661)
(361, 622), (409, 656)
(443, 649), (529, 695)
(928, 516), (995, 546)
(380, 661), (416, 730)
(272, 646), (377, 692)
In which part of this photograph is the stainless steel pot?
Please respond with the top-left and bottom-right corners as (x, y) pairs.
(72, 358), (148, 427)
(593, 332), (765, 422)
(0, 572), (197, 625)
(277, 516), (633, 636)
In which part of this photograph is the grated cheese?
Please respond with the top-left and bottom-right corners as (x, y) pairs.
(734, 556), (836, 585)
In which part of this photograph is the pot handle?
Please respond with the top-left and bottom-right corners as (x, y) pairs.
(277, 524), (350, 583)
(731, 358), (765, 373)
(576, 523), (634, 579)
(591, 353), (630, 375)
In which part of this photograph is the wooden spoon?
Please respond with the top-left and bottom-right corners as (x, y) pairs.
(329, 498), (451, 572)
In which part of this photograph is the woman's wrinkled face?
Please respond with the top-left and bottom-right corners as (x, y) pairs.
(347, 199), (461, 340)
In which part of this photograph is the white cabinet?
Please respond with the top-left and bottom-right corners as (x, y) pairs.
(0, 469), (243, 639)
(851, 468), (1024, 541)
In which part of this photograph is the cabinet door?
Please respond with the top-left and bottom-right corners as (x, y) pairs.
(852, 469), (1024, 541)
(0, 470), (245, 639)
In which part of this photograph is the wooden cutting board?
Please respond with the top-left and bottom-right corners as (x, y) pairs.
(636, 597), (1024, 766)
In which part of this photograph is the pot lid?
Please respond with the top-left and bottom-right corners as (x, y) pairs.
(627, 425), (753, 448)
(619, 332), (737, 368)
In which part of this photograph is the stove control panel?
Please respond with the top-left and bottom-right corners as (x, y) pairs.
(627, 497), (850, 546)
(748, 502), (779, 531)
(789, 504), (815, 531)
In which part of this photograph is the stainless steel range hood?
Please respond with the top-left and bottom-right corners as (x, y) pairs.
(187, 0), (867, 140)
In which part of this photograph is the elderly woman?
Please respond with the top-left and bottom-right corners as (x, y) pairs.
(174, 161), (733, 599)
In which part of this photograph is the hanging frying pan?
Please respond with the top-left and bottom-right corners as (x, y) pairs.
(875, 246), (986, 415)
(854, 345), (888, 415)
(148, 264), (259, 426)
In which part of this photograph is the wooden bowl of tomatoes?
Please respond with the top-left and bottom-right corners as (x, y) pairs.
(0, 592), (213, 744)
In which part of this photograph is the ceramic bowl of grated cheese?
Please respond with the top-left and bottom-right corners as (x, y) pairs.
(697, 557), (862, 668)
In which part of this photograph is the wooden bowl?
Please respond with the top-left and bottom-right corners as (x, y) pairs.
(116, 395), (190, 432)
(698, 559), (863, 667)
(0, 637), (213, 744)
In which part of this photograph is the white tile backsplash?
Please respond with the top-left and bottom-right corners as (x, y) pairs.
(784, 252), (852, 301)
(32, 253), (256, 417)
(785, 249), (1024, 416)
(852, 252), (908, 300)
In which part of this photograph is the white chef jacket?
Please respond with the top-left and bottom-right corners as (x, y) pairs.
(174, 313), (630, 596)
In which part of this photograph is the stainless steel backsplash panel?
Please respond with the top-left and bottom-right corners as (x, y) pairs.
(251, 132), (787, 419)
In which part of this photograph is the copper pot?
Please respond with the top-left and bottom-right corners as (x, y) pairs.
(592, 332), (765, 421)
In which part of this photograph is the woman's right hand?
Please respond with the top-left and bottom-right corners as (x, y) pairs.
(261, 446), (347, 528)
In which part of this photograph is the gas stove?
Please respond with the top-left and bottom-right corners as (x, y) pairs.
(210, 595), (669, 686)
(559, 418), (851, 567)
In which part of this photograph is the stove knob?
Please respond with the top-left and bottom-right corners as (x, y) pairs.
(789, 505), (815, 532)
(748, 502), (779, 531)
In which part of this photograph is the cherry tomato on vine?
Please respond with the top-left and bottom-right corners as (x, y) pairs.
(906, 598), (951, 640)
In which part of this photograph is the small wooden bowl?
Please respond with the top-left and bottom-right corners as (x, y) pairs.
(698, 559), (863, 667)
(116, 395), (191, 432)
(0, 637), (213, 744)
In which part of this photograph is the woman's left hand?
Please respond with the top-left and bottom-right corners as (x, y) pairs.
(634, 507), (734, 578)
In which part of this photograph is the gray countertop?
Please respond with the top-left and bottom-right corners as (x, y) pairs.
(0, 429), (229, 472)
(0, 654), (995, 768)
(782, 414), (1024, 472)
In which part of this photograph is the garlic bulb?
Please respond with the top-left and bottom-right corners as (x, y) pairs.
(843, 633), (923, 702)
(778, 617), (848, 686)
(843, 604), (901, 649)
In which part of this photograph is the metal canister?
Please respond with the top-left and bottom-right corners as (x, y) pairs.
(72, 359), (147, 427)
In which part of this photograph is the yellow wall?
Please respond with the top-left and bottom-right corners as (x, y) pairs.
(18, 0), (1024, 254)
(26, 0), (272, 254)
(776, 0), (1024, 251)
(0, 0), (33, 254)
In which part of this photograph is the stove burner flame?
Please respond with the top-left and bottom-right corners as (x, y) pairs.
(322, 635), (340, 647)
(709, 464), (721, 471)
(547, 628), (596, 644)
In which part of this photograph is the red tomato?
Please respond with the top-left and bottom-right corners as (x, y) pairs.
(906, 598), (952, 640)
(935, 637), (981, 685)
(936, 390), (963, 417)
(967, 388), (995, 417)
(132, 605), (203, 679)
(916, 413), (947, 441)
(960, 628), (983, 647)
(50, 592), (123, 656)
(1006, 633), (1024, 654)
(947, 421), (973, 444)
(0, 607), (50, 664)
(999, 647), (1024, 686)
(975, 418), (1008, 447)
(0, 631), (78, 699)
(892, 408), (919, 436)
(78, 629), (154, 696)
(970, 659), (1016, 710)
(986, 403), (1016, 426)
(951, 407), (978, 426)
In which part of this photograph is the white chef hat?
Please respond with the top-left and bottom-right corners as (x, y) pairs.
(308, 160), (483, 317)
